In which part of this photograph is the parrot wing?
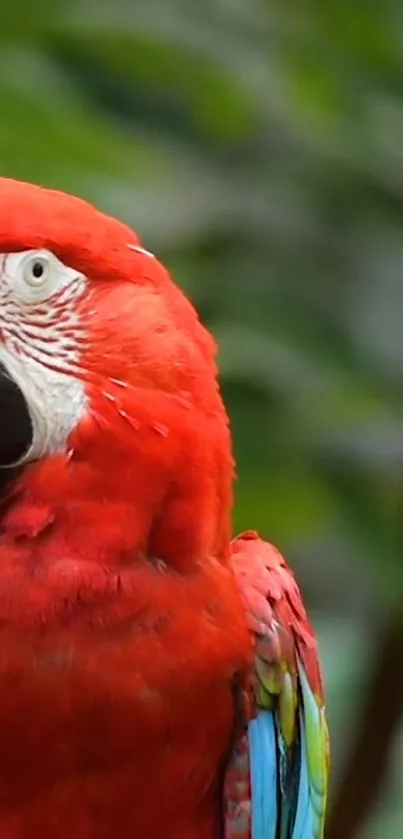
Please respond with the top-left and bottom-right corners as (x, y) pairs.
(224, 531), (329, 839)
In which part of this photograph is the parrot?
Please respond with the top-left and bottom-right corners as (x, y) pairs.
(0, 177), (329, 839)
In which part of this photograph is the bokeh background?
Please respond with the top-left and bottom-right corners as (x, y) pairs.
(3, 2), (403, 837)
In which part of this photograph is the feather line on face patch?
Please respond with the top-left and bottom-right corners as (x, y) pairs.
(127, 244), (155, 259)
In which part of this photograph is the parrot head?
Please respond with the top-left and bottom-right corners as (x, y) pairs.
(0, 178), (233, 567)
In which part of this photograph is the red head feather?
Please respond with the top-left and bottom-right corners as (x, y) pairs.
(0, 178), (234, 570)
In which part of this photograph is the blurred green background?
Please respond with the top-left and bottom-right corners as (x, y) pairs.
(2, 2), (403, 836)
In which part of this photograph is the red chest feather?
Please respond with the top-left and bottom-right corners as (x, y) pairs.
(0, 545), (251, 839)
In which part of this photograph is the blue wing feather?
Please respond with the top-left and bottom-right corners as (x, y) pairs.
(249, 711), (278, 839)
(291, 710), (316, 839)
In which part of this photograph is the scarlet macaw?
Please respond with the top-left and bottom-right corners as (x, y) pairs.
(0, 178), (329, 839)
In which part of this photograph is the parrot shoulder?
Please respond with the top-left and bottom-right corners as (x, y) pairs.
(224, 531), (329, 839)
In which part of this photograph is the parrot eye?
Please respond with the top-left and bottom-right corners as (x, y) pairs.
(22, 253), (50, 288)
(4, 248), (83, 304)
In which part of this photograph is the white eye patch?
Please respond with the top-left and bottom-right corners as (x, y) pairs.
(0, 249), (87, 466)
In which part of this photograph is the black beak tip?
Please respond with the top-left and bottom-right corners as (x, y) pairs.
(0, 362), (33, 467)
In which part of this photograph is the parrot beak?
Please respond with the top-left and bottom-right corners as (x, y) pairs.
(0, 361), (32, 467)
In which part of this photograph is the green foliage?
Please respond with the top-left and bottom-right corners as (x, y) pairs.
(2, 2), (403, 833)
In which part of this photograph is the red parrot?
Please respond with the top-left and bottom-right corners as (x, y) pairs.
(0, 178), (329, 839)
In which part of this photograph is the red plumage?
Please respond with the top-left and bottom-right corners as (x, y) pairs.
(0, 179), (328, 838)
